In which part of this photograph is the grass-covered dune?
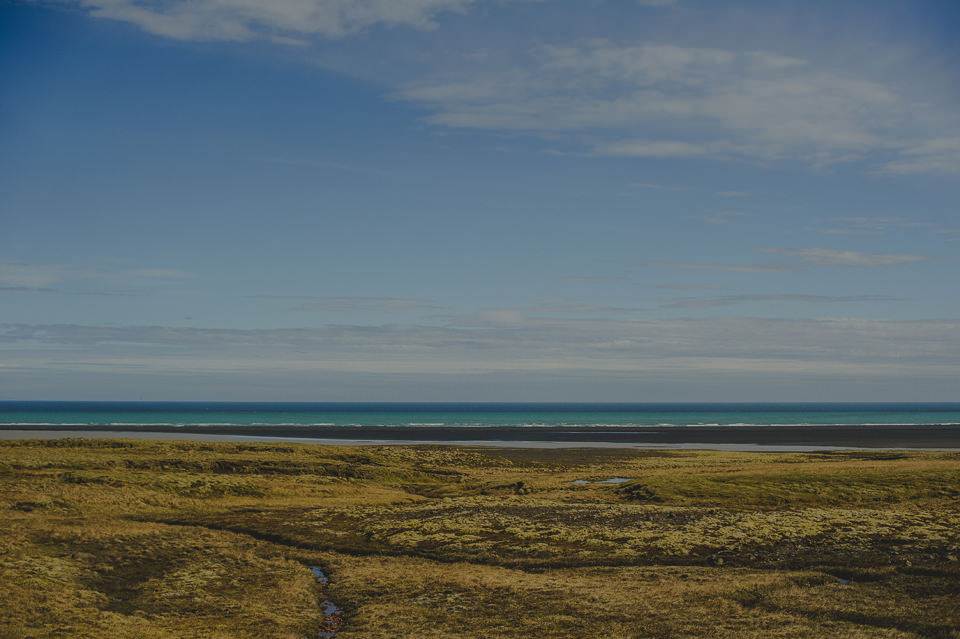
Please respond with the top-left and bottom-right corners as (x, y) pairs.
(2, 439), (959, 638)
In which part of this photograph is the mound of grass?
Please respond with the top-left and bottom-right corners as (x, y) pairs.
(2, 439), (959, 638)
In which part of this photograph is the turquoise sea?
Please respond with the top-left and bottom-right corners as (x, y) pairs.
(2, 402), (960, 429)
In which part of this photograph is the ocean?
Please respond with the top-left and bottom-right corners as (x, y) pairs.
(3, 401), (960, 429)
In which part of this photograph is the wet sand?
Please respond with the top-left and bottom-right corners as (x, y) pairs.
(3, 422), (960, 450)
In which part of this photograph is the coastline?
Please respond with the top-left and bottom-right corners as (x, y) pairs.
(4, 422), (960, 451)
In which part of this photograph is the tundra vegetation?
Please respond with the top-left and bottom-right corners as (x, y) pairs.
(2, 439), (959, 638)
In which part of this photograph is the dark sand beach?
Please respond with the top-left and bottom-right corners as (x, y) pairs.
(4, 422), (960, 449)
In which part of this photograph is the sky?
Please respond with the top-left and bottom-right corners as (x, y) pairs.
(1, 0), (959, 401)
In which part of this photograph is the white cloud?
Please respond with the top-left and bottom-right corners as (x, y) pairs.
(651, 247), (934, 272)
(0, 261), (192, 292)
(4, 317), (959, 383)
(128, 268), (192, 279)
(880, 138), (960, 175)
(70, 0), (475, 43)
(753, 248), (933, 267)
(650, 261), (785, 273)
(658, 293), (903, 310)
(0, 286), (60, 293)
(688, 210), (749, 225)
(249, 295), (438, 311)
(0, 263), (63, 288)
(557, 276), (628, 282)
(396, 40), (958, 172)
(804, 216), (939, 236)
(594, 140), (708, 158)
(531, 299), (645, 314)
(50, 3), (959, 175)
(655, 283), (728, 291)
(630, 183), (690, 191)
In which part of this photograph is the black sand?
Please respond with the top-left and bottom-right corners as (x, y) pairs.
(4, 423), (960, 448)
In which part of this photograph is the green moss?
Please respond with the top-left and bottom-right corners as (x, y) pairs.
(1, 439), (959, 638)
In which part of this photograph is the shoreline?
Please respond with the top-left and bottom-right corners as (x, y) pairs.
(4, 424), (960, 451)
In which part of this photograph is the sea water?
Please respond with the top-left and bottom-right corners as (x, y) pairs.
(2, 402), (960, 430)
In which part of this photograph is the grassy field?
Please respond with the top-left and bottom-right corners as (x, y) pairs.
(2, 439), (959, 638)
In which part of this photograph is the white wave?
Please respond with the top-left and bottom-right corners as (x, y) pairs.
(249, 422), (337, 426)
(0, 422), (89, 426)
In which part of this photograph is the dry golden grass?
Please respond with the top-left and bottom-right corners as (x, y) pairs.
(1, 439), (958, 638)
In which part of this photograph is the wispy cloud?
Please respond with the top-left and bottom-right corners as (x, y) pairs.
(557, 276), (628, 282)
(753, 247), (933, 267)
(0, 286), (135, 297)
(0, 261), (192, 294)
(880, 138), (960, 175)
(630, 183), (690, 191)
(249, 295), (439, 312)
(52, 4), (960, 175)
(805, 216), (951, 237)
(4, 317), (959, 384)
(715, 190), (749, 197)
(0, 286), (60, 294)
(593, 140), (708, 158)
(531, 299), (645, 314)
(650, 261), (785, 273)
(655, 283), (728, 291)
(658, 293), (904, 309)
(68, 0), (476, 43)
(688, 210), (749, 225)
(651, 248), (933, 272)
(127, 268), (192, 279)
(445, 299), (647, 324)
(261, 156), (389, 174)
(0, 263), (63, 288)
(397, 40), (958, 173)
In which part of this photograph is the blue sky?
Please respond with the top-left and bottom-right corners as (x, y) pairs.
(1, 0), (959, 400)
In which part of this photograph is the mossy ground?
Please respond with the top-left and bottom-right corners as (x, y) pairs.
(2, 439), (959, 638)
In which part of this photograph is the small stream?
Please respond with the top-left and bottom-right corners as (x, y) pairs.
(310, 567), (343, 637)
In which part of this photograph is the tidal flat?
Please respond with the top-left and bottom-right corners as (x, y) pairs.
(2, 439), (959, 638)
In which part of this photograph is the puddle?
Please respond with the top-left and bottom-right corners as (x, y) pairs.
(572, 480), (590, 485)
(311, 566), (343, 637)
(310, 567), (330, 586)
(571, 477), (633, 485)
(836, 577), (851, 585)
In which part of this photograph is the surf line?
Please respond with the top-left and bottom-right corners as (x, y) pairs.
(310, 567), (344, 637)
